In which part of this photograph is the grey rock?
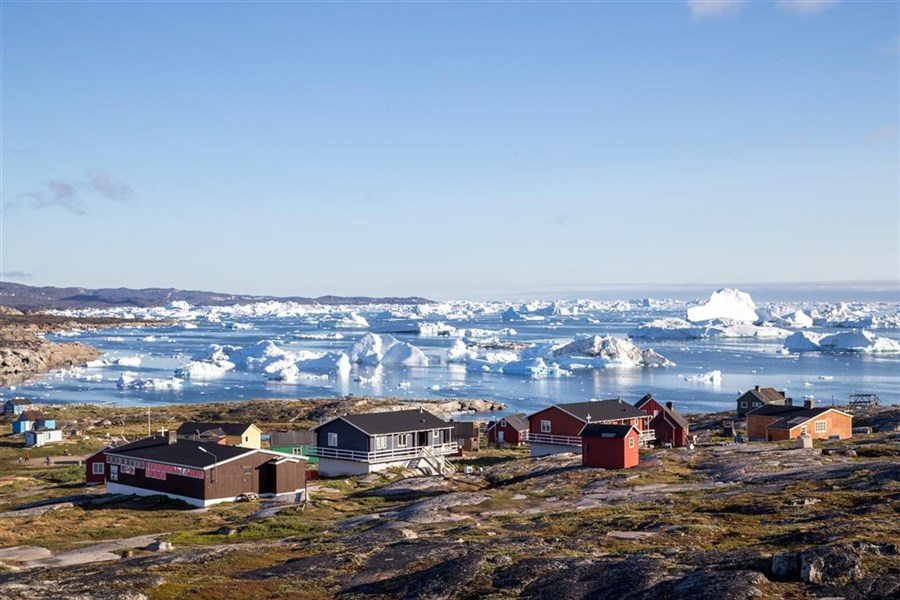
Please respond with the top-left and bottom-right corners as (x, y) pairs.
(800, 544), (863, 584)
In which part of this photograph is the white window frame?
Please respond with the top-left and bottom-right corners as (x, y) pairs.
(397, 433), (409, 447)
(375, 435), (387, 450)
(500, 419), (506, 427)
(327, 432), (338, 447)
(814, 420), (827, 433)
(800, 425), (807, 435)
(92, 462), (105, 475)
(628, 436), (635, 449)
(541, 420), (552, 433)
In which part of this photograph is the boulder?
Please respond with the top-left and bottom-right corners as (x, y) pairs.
(800, 544), (864, 584)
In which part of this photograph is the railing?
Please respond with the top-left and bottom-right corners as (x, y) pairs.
(306, 442), (458, 463)
(639, 430), (656, 445)
(524, 432), (582, 447)
(419, 445), (455, 476)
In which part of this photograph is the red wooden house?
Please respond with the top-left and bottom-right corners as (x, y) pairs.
(486, 414), (529, 447)
(580, 423), (640, 469)
(526, 400), (652, 457)
(85, 448), (109, 485)
(634, 393), (690, 447)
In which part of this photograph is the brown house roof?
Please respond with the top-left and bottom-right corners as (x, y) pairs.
(739, 387), (787, 406)
(450, 421), (478, 437)
(488, 414), (529, 432)
(16, 411), (46, 422)
(6, 398), (33, 406)
(270, 430), (316, 446)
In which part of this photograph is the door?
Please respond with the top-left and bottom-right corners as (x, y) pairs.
(497, 431), (505, 444)
(418, 431), (428, 447)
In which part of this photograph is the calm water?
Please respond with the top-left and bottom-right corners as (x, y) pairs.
(4, 304), (899, 416)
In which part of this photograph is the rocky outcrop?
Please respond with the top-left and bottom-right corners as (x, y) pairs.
(0, 333), (100, 386)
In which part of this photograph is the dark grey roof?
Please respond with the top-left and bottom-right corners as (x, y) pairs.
(766, 407), (837, 430)
(107, 436), (254, 468)
(450, 421), (478, 437)
(317, 409), (450, 435)
(488, 414), (529, 431)
(270, 429), (316, 446)
(580, 423), (635, 438)
(738, 387), (787, 405)
(657, 405), (689, 429)
(176, 422), (255, 437)
(634, 393), (655, 408)
(16, 411), (46, 422)
(746, 403), (809, 418)
(6, 398), (33, 406)
(540, 400), (648, 423)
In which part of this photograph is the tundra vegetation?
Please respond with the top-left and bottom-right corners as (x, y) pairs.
(0, 399), (898, 600)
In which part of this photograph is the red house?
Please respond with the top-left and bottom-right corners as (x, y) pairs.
(85, 448), (109, 485)
(526, 400), (652, 457)
(634, 393), (690, 447)
(486, 414), (529, 447)
(580, 423), (640, 469)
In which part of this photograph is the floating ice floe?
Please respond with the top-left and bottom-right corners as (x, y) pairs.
(755, 306), (813, 328)
(501, 358), (568, 378)
(295, 351), (352, 375)
(447, 340), (478, 363)
(112, 356), (142, 367)
(318, 313), (369, 330)
(683, 370), (722, 384)
(628, 317), (789, 340)
(228, 340), (288, 370)
(687, 288), (759, 323)
(117, 373), (183, 391)
(175, 360), (236, 379)
(784, 330), (900, 353)
(192, 343), (236, 362)
(501, 307), (544, 322)
(84, 359), (110, 368)
(293, 332), (344, 340)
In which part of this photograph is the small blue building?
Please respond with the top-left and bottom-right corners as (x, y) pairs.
(12, 411), (48, 434)
(3, 398), (33, 416)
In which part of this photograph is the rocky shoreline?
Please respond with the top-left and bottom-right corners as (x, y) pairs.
(0, 306), (171, 387)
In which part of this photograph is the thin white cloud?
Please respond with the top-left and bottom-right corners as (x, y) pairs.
(776, 0), (840, 16)
(688, 0), (745, 20)
(1, 271), (32, 280)
(10, 170), (135, 216)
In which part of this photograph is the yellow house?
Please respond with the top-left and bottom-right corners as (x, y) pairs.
(176, 422), (262, 449)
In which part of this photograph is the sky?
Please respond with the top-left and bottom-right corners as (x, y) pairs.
(1, 0), (898, 300)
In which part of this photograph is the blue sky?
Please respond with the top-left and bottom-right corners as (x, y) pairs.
(2, 1), (897, 300)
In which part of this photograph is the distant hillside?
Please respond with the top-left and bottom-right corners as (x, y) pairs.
(0, 282), (432, 310)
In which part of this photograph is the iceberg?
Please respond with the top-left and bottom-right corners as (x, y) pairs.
(175, 360), (236, 379)
(501, 358), (567, 378)
(117, 373), (183, 391)
(784, 330), (900, 353)
(550, 335), (675, 368)
(318, 313), (369, 329)
(228, 340), (288, 370)
(501, 307), (543, 322)
(628, 317), (789, 340)
(113, 356), (142, 367)
(295, 351), (352, 375)
(687, 288), (758, 323)
(346, 333), (428, 366)
(684, 370), (722, 384)
(447, 340), (477, 363)
(381, 343), (429, 367)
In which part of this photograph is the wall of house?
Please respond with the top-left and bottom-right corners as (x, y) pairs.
(528, 406), (586, 438)
(316, 420), (370, 453)
(768, 412), (852, 441)
(637, 398), (665, 420)
(85, 451), (107, 484)
(747, 415), (780, 440)
(530, 442), (580, 457)
(227, 427), (261, 449)
(271, 445), (319, 465)
(650, 413), (688, 447)
(318, 457), (410, 477)
(582, 431), (639, 469)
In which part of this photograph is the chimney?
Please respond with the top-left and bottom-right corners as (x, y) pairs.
(168, 430), (178, 445)
(754, 385), (760, 392)
(804, 398), (815, 409)
(785, 397), (793, 407)
(666, 401), (674, 411)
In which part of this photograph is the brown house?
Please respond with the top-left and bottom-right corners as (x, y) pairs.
(103, 432), (305, 507)
(634, 393), (690, 447)
(450, 421), (480, 453)
(176, 422), (262, 449)
(526, 400), (653, 457)
(487, 414), (529, 447)
(746, 399), (852, 442)
(580, 423), (640, 470)
(736, 386), (788, 418)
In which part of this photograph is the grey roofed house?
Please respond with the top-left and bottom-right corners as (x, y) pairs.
(736, 386), (788, 417)
(487, 413), (529, 431)
(580, 423), (636, 438)
(109, 436), (255, 468)
(176, 422), (254, 438)
(658, 404), (689, 429)
(450, 421), (478, 437)
(270, 429), (316, 447)
(315, 409), (450, 435)
(548, 399), (649, 422)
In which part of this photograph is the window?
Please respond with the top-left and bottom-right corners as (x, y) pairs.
(92, 462), (105, 475)
(741, 401), (747, 408)
(375, 436), (386, 450)
(243, 466), (253, 476)
(815, 420), (827, 433)
(397, 434), (409, 447)
(541, 420), (552, 433)
(245, 436), (249, 442)
(327, 432), (338, 447)
(500, 419), (506, 427)
(292, 448), (303, 456)
(800, 425), (807, 435)
(628, 436), (635, 449)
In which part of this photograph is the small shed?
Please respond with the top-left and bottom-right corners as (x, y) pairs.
(580, 423), (640, 469)
(12, 411), (45, 434)
(450, 421), (480, 453)
(24, 429), (63, 448)
(270, 430), (318, 465)
(487, 414), (529, 447)
(4, 398), (33, 416)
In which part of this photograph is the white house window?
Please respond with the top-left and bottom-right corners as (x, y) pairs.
(397, 434), (409, 447)
(800, 425), (807, 435)
(375, 436), (387, 450)
(292, 448), (303, 456)
(815, 420), (827, 433)
(741, 401), (747, 408)
(541, 420), (551, 433)
(500, 419), (507, 427)
(92, 462), (105, 475)
(628, 436), (635, 448)
(327, 432), (338, 447)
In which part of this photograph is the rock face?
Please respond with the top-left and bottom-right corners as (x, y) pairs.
(800, 544), (864, 584)
(0, 334), (101, 386)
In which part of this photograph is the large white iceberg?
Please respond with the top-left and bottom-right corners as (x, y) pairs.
(228, 340), (288, 370)
(550, 335), (674, 368)
(785, 330), (900, 353)
(687, 288), (758, 323)
(501, 357), (567, 378)
(318, 313), (369, 330)
(175, 360), (236, 379)
(629, 317), (789, 340)
(295, 351), (352, 375)
(117, 373), (183, 391)
(683, 370), (722, 384)
(346, 333), (428, 366)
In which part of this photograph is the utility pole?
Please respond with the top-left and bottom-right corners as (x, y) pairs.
(147, 406), (150, 437)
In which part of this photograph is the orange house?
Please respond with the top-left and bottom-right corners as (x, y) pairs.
(746, 400), (852, 442)
(580, 423), (640, 469)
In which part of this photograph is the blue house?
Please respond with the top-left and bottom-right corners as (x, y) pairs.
(4, 398), (33, 416)
(12, 411), (47, 434)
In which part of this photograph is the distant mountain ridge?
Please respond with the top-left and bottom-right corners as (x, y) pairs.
(0, 282), (432, 310)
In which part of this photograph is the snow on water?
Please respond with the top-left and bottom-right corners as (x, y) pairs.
(13, 291), (900, 413)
